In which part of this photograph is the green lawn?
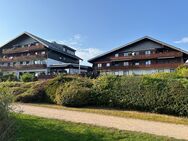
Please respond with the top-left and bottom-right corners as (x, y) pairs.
(27, 103), (188, 125)
(14, 114), (180, 141)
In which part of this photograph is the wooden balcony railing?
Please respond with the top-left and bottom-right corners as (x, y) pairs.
(2, 44), (45, 54)
(0, 54), (47, 63)
(96, 62), (181, 71)
(111, 51), (183, 61)
(0, 64), (47, 71)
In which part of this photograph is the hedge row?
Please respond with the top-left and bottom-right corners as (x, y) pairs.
(93, 75), (188, 116)
(3, 68), (188, 117)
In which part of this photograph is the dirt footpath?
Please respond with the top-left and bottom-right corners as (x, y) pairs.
(15, 104), (188, 140)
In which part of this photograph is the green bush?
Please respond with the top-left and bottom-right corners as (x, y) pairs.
(45, 74), (80, 103)
(55, 78), (93, 107)
(21, 73), (35, 82)
(176, 66), (188, 78)
(0, 92), (14, 141)
(15, 81), (48, 103)
(0, 74), (18, 82)
(92, 75), (188, 116)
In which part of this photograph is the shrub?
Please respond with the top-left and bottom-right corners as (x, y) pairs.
(21, 73), (35, 82)
(15, 81), (48, 103)
(92, 75), (188, 116)
(0, 74), (18, 82)
(176, 66), (188, 78)
(55, 78), (93, 107)
(0, 92), (14, 141)
(45, 74), (79, 103)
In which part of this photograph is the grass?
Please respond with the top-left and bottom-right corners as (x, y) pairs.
(14, 114), (181, 141)
(26, 103), (188, 125)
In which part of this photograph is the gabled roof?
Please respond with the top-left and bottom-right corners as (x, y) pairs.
(0, 32), (82, 60)
(88, 36), (188, 62)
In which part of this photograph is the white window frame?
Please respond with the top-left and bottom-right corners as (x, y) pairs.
(145, 50), (151, 55)
(97, 64), (102, 68)
(124, 52), (129, 56)
(123, 62), (129, 66)
(106, 63), (110, 67)
(115, 53), (119, 57)
(145, 60), (151, 65)
(135, 62), (140, 66)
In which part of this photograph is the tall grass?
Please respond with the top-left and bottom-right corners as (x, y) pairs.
(0, 93), (14, 141)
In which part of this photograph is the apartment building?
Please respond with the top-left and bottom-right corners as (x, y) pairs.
(88, 36), (188, 75)
(0, 32), (86, 77)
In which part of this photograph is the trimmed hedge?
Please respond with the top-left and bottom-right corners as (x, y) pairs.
(93, 75), (188, 116)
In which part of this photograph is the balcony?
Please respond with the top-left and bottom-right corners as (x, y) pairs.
(0, 64), (47, 71)
(0, 54), (47, 63)
(2, 44), (45, 54)
(96, 62), (181, 71)
(111, 51), (183, 61)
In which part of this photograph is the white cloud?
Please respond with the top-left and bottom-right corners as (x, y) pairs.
(76, 47), (103, 66)
(174, 37), (188, 44)
(56, 34), (103, 66)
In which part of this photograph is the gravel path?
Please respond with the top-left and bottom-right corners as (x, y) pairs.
(15, 104), (188, 140)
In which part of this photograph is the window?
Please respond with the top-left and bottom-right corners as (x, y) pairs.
(20, 61), (23, 65)
(145, 60), (151, 65)
(106, 63), (110, 67)
(97, 64), (102, 68)
(41, 51), (45, 55)
(145, 50), (151, 55)
(123, 62), (129, 66)
(132, 52), (136, 56)
(115, 53), (119, 57)
(170, 69), (175, 72)
(26, 61), (30, 65)
(158, 69), (164, 73)
(135, 62), (140, 66)
(124, 52), (129, 56)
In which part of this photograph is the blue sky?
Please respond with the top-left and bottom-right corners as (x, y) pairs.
(0, 0), (188, 65)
